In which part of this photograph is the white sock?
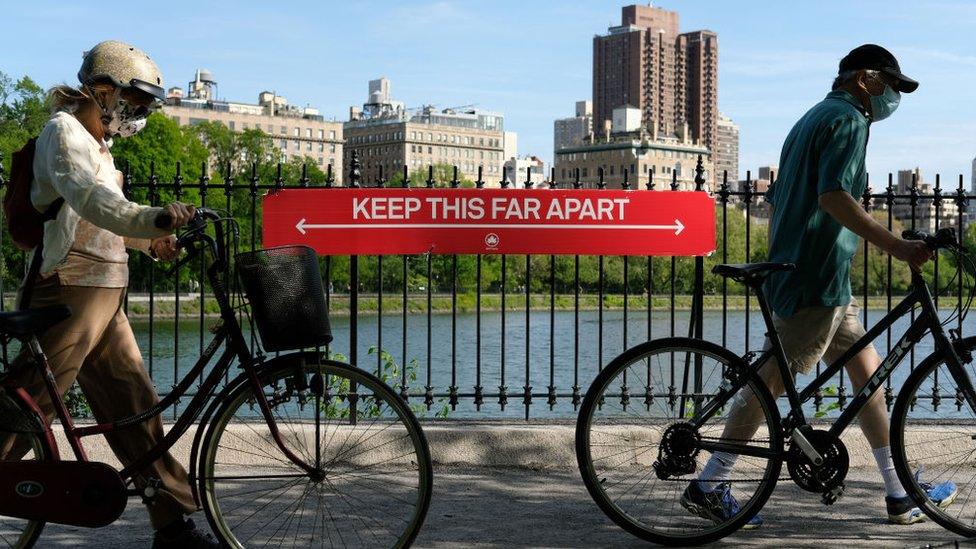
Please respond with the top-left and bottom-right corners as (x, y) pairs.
(872, 446), (907, 498)
(698, 451), (738, 492)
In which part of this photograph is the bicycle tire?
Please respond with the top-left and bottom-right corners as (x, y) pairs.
(0, 390), (52, 549)
(891, 337), (976, 538)
(196, 355), (433, 548)
(576, 337), (783, 546)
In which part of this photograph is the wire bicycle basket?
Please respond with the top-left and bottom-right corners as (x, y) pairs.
(235, 245), (332, 352)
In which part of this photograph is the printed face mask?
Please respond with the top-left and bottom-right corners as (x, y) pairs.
(869, 84), (901, 122)
(94, 87), (151, 138)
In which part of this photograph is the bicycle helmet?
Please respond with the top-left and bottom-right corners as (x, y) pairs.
(78, 40), (165, 101)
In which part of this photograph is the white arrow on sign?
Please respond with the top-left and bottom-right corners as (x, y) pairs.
(295, 218), (685, 236)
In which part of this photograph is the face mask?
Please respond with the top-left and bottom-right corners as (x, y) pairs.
(869, 84), (900, 122)
(92, 86), (151, 138)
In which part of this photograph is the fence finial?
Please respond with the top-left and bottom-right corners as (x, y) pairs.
(476, 166), (484, 188)
(549, 167), (556, 189)
(349, 150), (362, 188)
(694, 154), (705, 192)
(451, 165), (460, 188)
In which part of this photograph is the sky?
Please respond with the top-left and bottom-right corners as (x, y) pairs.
(3, 0), (975, 184)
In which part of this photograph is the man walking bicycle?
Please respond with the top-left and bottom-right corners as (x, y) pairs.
(683, 44), (957, 527)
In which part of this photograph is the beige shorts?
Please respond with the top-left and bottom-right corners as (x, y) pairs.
(764, 299), (872, 375)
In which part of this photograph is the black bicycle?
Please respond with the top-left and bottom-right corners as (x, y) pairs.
(0, 208), (433, 548)
(576, 227), (976, 545)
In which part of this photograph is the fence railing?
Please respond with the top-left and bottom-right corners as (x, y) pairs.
(0, 152), (972, 420)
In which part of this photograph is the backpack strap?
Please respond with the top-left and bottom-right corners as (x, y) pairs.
(17, 198), (65, 311)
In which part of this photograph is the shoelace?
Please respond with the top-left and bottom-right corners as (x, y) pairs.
(718, 483), (741, 515)
(914, 466), (933, 492)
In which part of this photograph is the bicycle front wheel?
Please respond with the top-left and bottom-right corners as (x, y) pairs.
(197, 354), (433, 548)
(576, 338), (783, 546)
(891, 340), (976, 538)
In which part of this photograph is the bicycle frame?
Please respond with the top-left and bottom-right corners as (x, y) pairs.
(3, 214), (317, 489)
(691, 269), (976, 458)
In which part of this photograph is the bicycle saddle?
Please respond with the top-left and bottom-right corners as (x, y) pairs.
(0, 305), (71, 338)
(712, 263), (796, 285)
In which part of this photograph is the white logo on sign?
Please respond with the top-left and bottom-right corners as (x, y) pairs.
(485, 233), (500, 249)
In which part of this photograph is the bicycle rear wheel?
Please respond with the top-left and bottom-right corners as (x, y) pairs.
(0, 390), (51, 549)
(891, 340), (976, 537)
(576, 338), (783, 546)
(197, 355), (432, 548)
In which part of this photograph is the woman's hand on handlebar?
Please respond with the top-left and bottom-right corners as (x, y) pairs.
(161, 202), (196, 230)
(149, 235), (180, 261)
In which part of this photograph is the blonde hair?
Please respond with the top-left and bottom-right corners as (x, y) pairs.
(46, 82), (113, 114)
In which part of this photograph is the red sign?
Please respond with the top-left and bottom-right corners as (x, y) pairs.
(262, 188), (715, 256)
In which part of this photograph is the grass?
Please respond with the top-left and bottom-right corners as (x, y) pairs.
(3, 293), (926, 318)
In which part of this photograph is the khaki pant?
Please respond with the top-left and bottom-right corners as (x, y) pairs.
(3, 275), (196, 529)
(764, 299), (872, 375)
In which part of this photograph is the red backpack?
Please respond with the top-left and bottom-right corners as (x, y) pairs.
(2, 138), (63, 251)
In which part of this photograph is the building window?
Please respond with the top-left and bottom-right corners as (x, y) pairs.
(280, 126), (287, 135)
(294, 127), (300, 137)
(294, 141), (300, 150)
(228, 121), (236, 131)
(330, 144), (336, 153)
(318, 129), (324, 139)
(329, 130), (336, 140)
(306, 128), (312, 138)
(307, 142), (312, 151)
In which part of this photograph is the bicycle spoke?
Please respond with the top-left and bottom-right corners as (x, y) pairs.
(202, 361), (429, 547)
(579, 344), (780, 545)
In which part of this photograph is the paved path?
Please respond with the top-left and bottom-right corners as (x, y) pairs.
(33, 466), (974, 548)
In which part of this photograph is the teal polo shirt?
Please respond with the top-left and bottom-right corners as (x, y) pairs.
(764, 90), (870, 318)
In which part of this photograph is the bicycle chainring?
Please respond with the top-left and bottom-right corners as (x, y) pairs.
(786, 429), (849, 493)
(653, 422), (701, 480)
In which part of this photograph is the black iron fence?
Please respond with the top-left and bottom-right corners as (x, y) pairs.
(0, 153), (972, 420)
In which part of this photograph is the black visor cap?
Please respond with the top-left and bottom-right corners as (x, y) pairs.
(839, 44), (919, 93)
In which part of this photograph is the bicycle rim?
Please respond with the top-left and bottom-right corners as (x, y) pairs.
(199, 358), (432, 548)
(892, 348), (976, 537)
(0, 392), (48, 549)
(576, 339), (782, 545)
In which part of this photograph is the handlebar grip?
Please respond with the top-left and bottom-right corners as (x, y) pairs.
(154, 212), (172, 229)
(902, 230), (924, 241)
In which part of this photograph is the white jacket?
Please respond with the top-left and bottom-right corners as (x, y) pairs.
(31, 111), (167, 273)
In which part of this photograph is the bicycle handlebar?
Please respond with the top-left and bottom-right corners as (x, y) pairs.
(902, 227), (963, 252)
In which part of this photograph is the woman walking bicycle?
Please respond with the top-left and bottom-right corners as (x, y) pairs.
(0, 40), (214, 548)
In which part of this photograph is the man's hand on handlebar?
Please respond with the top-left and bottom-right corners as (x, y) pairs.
(892, 239), (933, 272)
(150, 235), (180, 261)
(161, 202), (196, 230)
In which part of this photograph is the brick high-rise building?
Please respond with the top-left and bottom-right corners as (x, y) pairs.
(593, 5), (718, 153)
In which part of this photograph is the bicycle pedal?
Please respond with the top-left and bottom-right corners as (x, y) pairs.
(820, 483), (844, 505)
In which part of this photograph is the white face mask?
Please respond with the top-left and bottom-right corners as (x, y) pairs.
(92, 86), (151, 138)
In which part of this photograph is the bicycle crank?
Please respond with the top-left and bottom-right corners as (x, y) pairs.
(786, 428), (849, 505)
